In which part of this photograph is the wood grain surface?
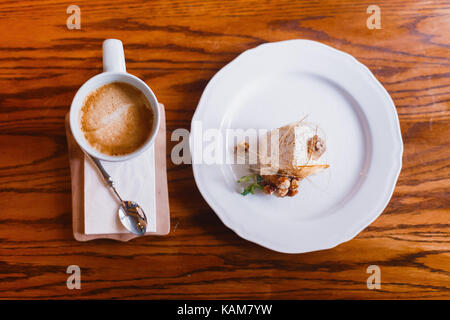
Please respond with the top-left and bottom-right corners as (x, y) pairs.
(0, 0), (448, 299)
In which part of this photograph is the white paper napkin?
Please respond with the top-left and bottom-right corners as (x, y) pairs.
(84, 145), (156, 235)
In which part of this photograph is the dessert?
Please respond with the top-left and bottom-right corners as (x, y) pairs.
(236, 119), (329, 197)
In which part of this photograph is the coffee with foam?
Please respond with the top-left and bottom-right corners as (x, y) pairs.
(80, 82), (154, 156)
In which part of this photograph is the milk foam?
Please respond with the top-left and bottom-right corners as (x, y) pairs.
(80, 82), (154, 156)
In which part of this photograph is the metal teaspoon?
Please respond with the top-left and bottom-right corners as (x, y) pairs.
(84, 152), (148, 236)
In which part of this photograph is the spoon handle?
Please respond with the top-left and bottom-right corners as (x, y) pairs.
(90, 157), (114, 187)
(83, 152), (124, 204)
(85, 152), (123, 202)
(81, 150), (115, 187)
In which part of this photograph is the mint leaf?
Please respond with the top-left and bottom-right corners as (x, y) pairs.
(237, 175), (254, 183)
(238, 174), (264, 196)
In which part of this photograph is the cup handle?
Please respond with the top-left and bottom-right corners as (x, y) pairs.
(102, 39), (126, 73)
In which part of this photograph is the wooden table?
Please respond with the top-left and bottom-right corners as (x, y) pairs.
(0, 0), (448, 299)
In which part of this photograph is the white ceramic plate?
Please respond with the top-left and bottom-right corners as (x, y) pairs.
(190, 40), (403, 253)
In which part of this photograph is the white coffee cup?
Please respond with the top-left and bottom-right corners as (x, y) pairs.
(69, 39), (160, 162)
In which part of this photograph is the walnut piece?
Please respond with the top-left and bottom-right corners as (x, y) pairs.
(275, 187), (289, 197)
(262, 175), (290, 189)
(307, 135), (326, 160)
(261, 172), (301, 198)
(290, 178), (300, 189)
(263, 184), (276, 195)
(234, 141), (249, 153)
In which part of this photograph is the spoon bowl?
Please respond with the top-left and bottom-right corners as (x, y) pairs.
(118, 200), (148, 235)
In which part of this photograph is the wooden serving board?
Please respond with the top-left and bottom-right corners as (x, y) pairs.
(65, 103), (170, 241)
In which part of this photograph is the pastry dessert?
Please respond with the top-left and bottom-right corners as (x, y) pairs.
(236, 119), (329, 197)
